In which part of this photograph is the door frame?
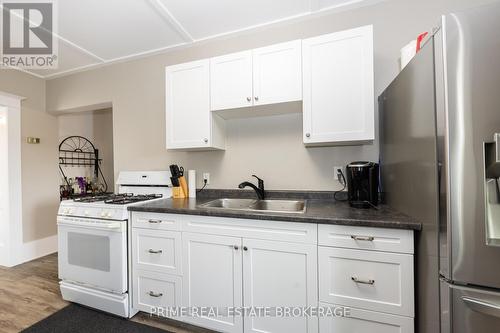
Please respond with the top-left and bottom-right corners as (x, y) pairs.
(0, 91), (23, 267)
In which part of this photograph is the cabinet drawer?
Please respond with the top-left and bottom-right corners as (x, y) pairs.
(319, 247), (414, 317)
(133, 270), (182, 314)
(132, 228), (182, 275)
(318, 225), (413, 254)
(319, 303), (413, 333)
(132, 212), (181, 231)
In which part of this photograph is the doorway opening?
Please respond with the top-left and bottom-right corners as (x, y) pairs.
(57, 108), (114, 199)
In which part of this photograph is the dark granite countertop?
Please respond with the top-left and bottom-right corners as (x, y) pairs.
(128, 190), (422, 231)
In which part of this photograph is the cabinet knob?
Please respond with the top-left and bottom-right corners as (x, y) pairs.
(243, 246), (248, 251)
(203, 138), (208, 143)
(233, 245), (239, 250)
(254, 96), (259, 101)
(305, 133), (311, 138)
(246, 97), (251, 102)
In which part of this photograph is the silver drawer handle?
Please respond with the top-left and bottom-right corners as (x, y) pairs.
(148, 219), (162, 224)
(350, 235), (375, 241)
(148, 249), (163, 254)
(148, 291), (163, 298)
(351, 276), (375, 285)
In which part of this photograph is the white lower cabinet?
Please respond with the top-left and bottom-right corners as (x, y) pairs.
(182, 232), (243, 333)
(242, 239), (318, 333)
(318, 303), (414, 333)
(133, 270), (182, 314)
(130, 213), (414, 333)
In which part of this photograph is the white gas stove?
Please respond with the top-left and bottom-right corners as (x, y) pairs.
(57, 171), (171, 318)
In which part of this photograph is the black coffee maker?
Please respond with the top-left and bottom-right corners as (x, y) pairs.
(346, 161), (379, 208)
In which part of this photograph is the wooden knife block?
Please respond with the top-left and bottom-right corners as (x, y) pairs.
(173, 176), (188, 198)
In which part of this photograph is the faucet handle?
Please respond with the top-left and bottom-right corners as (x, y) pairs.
(252, 175), (263, 182)
(252, 175), (264, 189)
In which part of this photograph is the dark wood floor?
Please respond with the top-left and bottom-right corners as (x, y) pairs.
(0, 254), (205, 333)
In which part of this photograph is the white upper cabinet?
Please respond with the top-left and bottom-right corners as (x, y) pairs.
(252, 40), (302, 106)
(210, 51), (254, 110)
(165, 26), (375, 149)
(302, 25), (374, 145)
(166, 59), (225, 150)
(210, 41), (302, 111)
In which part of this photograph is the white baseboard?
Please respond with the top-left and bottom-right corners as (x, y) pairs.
(17, 234), (58, 266)
(0, 243), (10, 267)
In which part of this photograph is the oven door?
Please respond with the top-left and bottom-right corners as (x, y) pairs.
(57, 216), (127, 294)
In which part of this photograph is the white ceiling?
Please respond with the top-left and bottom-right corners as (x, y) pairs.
(26, 0), (379, 79)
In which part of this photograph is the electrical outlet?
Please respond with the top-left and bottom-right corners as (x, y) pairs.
(203, 173), (210, 185)
(334, 166), (345, 184)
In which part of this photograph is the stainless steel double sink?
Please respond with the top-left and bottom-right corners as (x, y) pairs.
(198, 198), (306, 214)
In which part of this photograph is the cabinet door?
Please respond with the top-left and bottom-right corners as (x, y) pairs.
(252, 40), (302, 106)
(166, 59), (211, 149)
(242, 239), (318, 333)
(182, 233), (243, 333)
(302, 25), (374, 145)
(210, 51), (253, 110)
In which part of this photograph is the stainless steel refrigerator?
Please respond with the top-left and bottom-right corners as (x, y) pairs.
(379, 2), (500, 332)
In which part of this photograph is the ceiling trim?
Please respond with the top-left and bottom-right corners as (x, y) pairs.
(42, 41), (190, 79)
(23, 0), (386, 80)
(147, 0), (194, 42)
(58, 35), (106, 63)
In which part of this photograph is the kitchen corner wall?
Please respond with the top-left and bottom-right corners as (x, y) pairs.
(45, 0), (496, 190)
(0, 69), (59, 244)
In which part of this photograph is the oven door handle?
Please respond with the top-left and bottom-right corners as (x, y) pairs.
(57, 220), (123, 231)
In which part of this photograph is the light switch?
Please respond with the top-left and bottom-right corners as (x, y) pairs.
(27, 137), (40, 144)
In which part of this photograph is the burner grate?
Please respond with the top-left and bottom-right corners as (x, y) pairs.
(73, 194), (115, 203)
(104, 194), (163, 205)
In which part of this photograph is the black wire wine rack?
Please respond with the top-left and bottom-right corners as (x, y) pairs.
(58, 136), (108, 195)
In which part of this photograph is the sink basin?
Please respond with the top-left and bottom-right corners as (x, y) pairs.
(249, 200), (306, 213)
(198, 198), (306, 214)
(199, 198), (257, 210)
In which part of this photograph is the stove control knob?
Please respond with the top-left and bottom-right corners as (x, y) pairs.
(101, 212), (106, 218)
(84, 210), (89, 216)
(106, 212), (112, 218)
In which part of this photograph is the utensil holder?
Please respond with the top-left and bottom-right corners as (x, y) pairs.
(172, 186), (186, 198)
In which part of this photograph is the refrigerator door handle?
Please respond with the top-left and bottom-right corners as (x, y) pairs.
(463, 296), (500, 319)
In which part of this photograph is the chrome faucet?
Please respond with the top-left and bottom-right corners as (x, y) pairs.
(238, 175), (265, 200)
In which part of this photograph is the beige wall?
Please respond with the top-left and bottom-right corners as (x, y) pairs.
(0, 69), (59, 243)
(58, 109), (114, 191)
(46, 0), (497, 191)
